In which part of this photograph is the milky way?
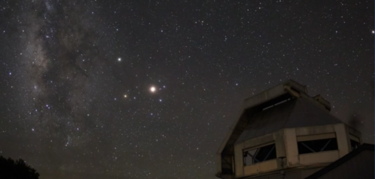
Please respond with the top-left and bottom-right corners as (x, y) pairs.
(0, 0), (374, 179)
(15, 0), (106, 147)
(3, 1), (120, 175)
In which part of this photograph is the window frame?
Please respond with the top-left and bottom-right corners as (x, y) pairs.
(296, 133), (336, 142)
(296, 133), (339, 155)
(243, 142), (277, 166)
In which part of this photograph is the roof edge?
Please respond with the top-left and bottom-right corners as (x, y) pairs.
(243, 79), (307, 110)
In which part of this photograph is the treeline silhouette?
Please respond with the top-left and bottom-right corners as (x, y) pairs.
(0, 156), (39, 179)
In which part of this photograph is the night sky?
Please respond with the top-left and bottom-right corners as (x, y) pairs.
(0, 0), (374, 179)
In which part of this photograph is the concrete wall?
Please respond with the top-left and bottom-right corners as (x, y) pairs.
(299, 151), (339, 165)
(243, 159), (278, 176)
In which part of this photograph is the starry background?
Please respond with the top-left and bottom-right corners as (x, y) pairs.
(0, 0), (374, 179)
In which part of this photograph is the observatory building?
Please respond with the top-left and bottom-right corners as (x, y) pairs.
(216, 80), (370, 179)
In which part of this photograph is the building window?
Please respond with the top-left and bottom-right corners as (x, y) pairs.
(243, 144), (276, 166)
(297, 138), (338, 154)
(350, 139), (360, 151)
(349, 134), (360, 151)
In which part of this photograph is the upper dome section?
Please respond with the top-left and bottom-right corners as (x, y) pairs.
(236, 97), (342, 144)
(218, 79), (336, 153)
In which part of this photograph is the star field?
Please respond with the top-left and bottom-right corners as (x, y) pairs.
(0, 0), (374, 179)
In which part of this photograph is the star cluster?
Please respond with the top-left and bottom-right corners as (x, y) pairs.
(0, 0), (373, 179)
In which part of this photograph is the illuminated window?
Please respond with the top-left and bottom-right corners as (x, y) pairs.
(349, 134), (360, 151)
(350, 139), (360, 151)
(297, 138), (338, 154)
(243, 144), (276, 166)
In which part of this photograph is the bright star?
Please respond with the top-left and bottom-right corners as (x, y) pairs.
(123, 94), (127, 98)
(150, 86), (156, 93)
(118, 57), (121, 62)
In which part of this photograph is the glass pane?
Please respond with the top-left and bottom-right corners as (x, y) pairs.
(298, 138), (338, 154)
(243, 144), (277, 166)
(254, 144), (276, 163)
(243, 149), (257, 166)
